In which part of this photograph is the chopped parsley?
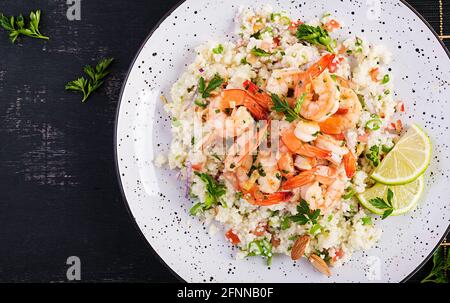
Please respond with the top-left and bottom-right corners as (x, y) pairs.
(366, 145), (380, 167)
(290, 199), (321, 225)
(296, 23), (333, 52)
(198, 74), (224, 98)
(309, 223), (322, 235)
(251, 46), (271, 57)
(381, 74), (390, 84)
(212, 44), (224, 54)
(250, 31), (262, 39)
(362, 216), (373, 225)
(271, 93), (300, 122)
(280, 217), (291, 230)
(192, 172), (226, 213)
(194, 99), (208, 108)
(189, 203), (204, 216)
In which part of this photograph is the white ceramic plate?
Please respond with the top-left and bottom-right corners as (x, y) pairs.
(115, 0), (450, 282)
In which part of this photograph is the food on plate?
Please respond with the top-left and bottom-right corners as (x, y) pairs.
(162, 6), (430, 276)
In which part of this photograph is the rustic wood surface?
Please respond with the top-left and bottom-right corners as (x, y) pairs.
(0, 0), (448, 282)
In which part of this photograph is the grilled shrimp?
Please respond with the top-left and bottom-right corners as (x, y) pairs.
(299, 71), (340, 122)
(256, 150), (282, 194)
(314, 134), (349, 165)
(318, 86), (362, 135)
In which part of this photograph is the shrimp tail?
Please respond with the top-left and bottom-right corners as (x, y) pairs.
(343, 151), (357, 178)
(281, 128), (331, 159)
(281, 171), (316, 190)
(222, 89), (269, 120)
(318, 116), (345, 135)
(300, 53), (336, 84)
(296, 144), (332, 159)
(244, 186), (293, 206)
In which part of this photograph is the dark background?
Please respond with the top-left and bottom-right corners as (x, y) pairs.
(0, 0), (448, 282)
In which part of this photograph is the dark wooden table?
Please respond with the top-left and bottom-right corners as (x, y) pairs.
(0, 0), (448, 282)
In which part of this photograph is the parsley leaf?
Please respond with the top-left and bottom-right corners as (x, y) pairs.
(368, 189), (395, 219)
(65, 58), (114, 102)
(198, 74), (223, 98)
(290, 199), (321, 225)
(280, 217), (291, 230)
(381, 74), (390, 84)
(421, 246), (449, 283)
(0, 10), (49, 43)
(194, 172), (226, 210)
(251, 47), (271, 57)
(189, 202), (204, 216)
(271, 93), (300, 122)
(194, 99), (208, 108)
(366, 145), (380, 167)
(296, 24), (333, 52)
(368, 197), (390, 209)
(212, 44), (224, 54)
(198, 77), (205, 95)
(361, 216), (372, 225)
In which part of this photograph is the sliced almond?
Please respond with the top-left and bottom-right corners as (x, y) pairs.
(290, 235), (310, 260)
(309, 254), (331, 277)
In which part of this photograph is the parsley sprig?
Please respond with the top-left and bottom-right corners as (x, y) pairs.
(366, 145), (380, 167)
(369, 188), (394, 219)
(251, 47), (271, 57)
(271, 93), (300, 122)
(0, 10), (49, 43)
(65, 58), (114, 102)
(190, 172), (226, 215)
(296, 24), (333, 53)
(421, 246), (449, 283)
(198, 74), (224, 98)
(290, 199), (321, 225)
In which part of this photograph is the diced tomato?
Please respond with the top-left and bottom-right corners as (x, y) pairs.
(369, 68), (379, 82)
(191, 163), (203, 171)
(324, 19), (341, 32)
(273, 36), (281, 47)
(335, 107), (349, 115)
(225, 229), (240, 245)
(396, 119), (403, 132)
(333, 248), (345, 261)
(396, 101), (405, 112)
(252, 222), (268, 236)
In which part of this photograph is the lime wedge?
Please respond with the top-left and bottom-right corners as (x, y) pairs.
(356, 175), (424, 216)
(371, 124), (431, 185)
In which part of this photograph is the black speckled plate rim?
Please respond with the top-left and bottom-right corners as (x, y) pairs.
(114, 0), (450, 283)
